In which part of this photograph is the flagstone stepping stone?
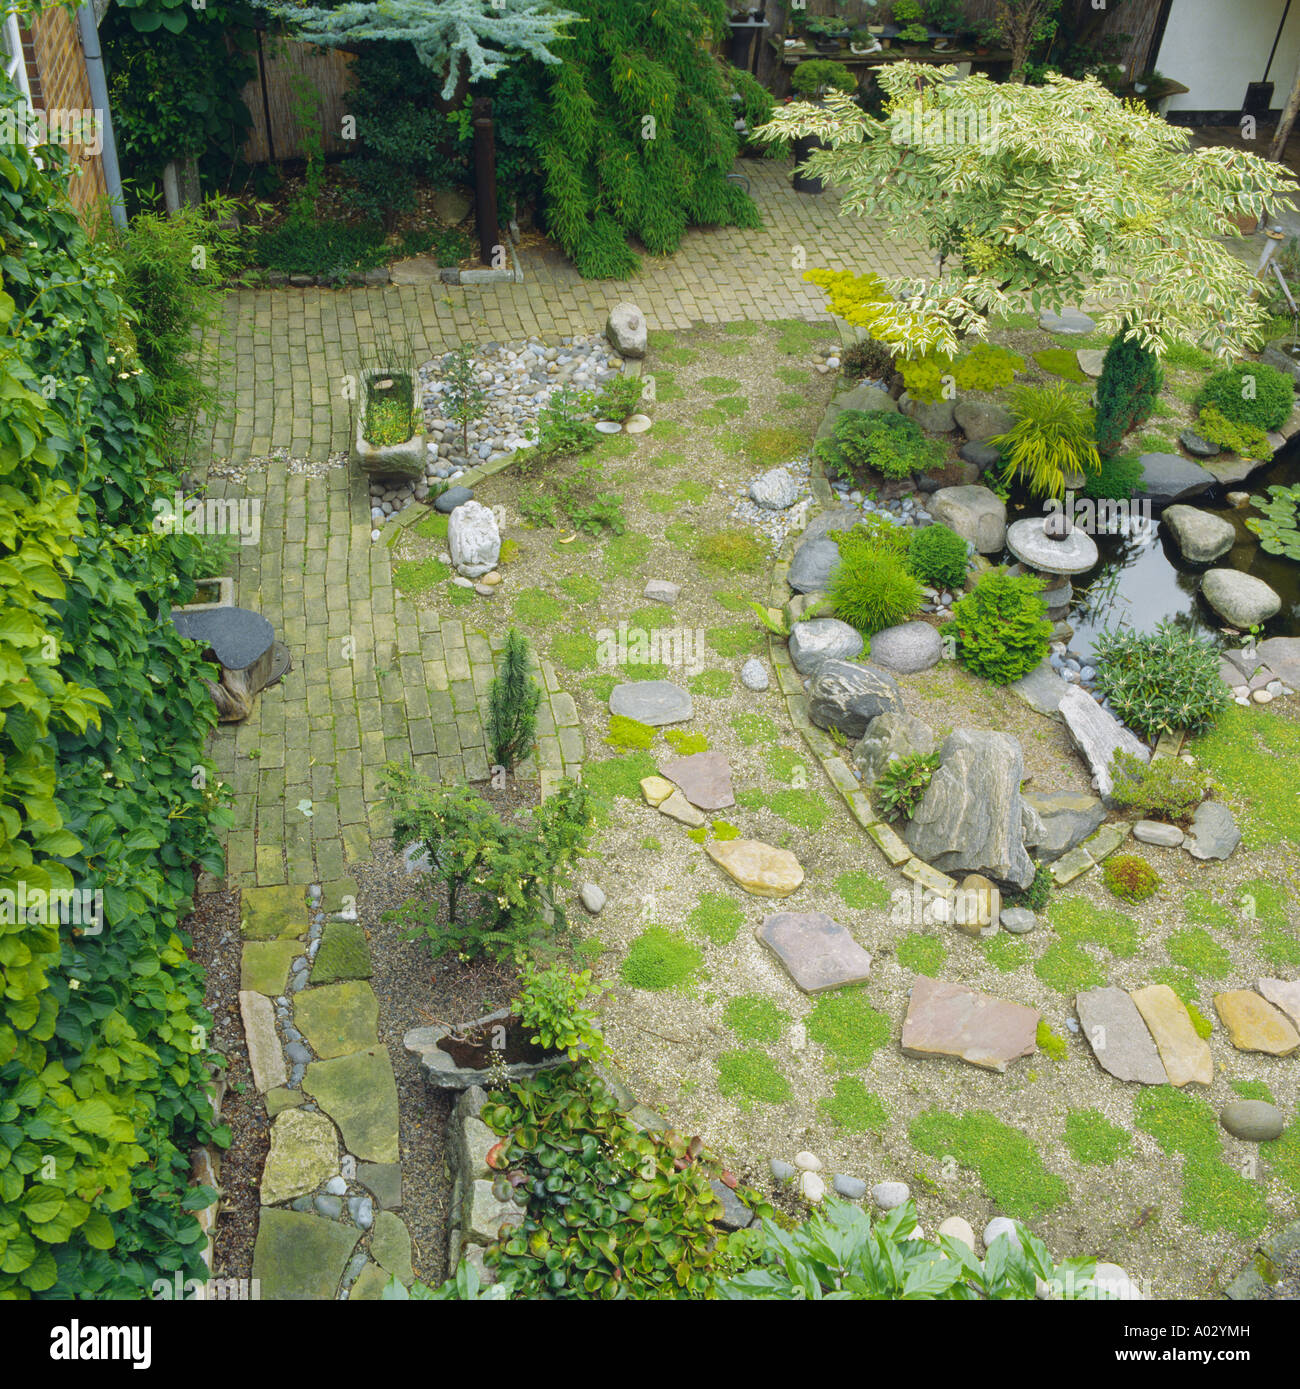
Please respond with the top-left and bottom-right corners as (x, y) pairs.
(358, 1162), (403, 1211)
(1213, 991), (1300, 1055)
(1163, 505), (1234, 563)
(348, 1262), (393, 1300)
(1219, 1100), (1286, 1143)
(241, 940), (300, 996)
(1009, 659), (1068, 721)
(303, 1046), (401, 1164)
(239, 990), (288, 1092)
(1059, 685), (1149, 805)
(1201, 569), (1282, 628)
(705, 838), (804, 897)
(1075, 986), (1168, 1086)
(609, 680), (692, 726)
(265, 1088), (303, 1117)
(660, 750), (735, 811)
(241, 883), (306, 940)
(788, 618), (864, 675)
(294, 980), (379, 1059)
(261, 1107), (340, 1206)
(757, 911), (872, 993)
(1256, 637), (1300, 688)
(658, 788), (706, 827)
(1183, 801), (1240, 861)
(1257, 977), (1300, 1031)
(900, 976), (1039, 1073)
(1128, 985), (1212, 1087)
(311, 921), (373, 983)
(369, 1211), (414, 1284)
(1039, 306), (1096, 334)
(1134, 453), (1215, 509)
(640, 775), (675, 806)
(252, 1208), (360, 1301)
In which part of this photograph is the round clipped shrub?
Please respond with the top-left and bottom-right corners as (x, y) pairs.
(1091, 622), (1229, 741)
(814, 409), (944, 481)
(1194, 360), (1294, 433)
(790, 60), (856, 97)
(830, 545), (924, 635)
(940, 568), (1051, 685)
(1102, 855), (1161, 904)
(907, 522), (969, 589)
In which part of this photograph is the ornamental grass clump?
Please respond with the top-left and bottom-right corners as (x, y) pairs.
(941, 569), (1051, 684)
(993, 382), (1101, 500)
(830, 545), (923, 635)
(1091, 623), (1229, 742)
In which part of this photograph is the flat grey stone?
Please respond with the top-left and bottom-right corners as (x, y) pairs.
(1000, 907), (1037, 935)
(709, 1179), (754, 1230)
(867, 620), (943, 673)
(643, 578), (679, 604)
(788, 536), (842, 593)
(1038, 306), (1096, 334)
(1134, 453), (1214, 508)
(1179, 427), (1220, 458)
(1059, 685), (1149, 806)
(171, 606), (274, 671)
(1201, 569), (1282, 629)
(1133, 819), (1184, 847)
(579, 883), (606, 914)
(609, 680), (693, 726)
(1257, 637), (1300, 688)
(740, 657), (769, 691)
(1163, 505), (1234, 563)
(1010, 659), (1069, 721)
(434, 485), (474, 513)
(757, 911), (872, 993)
(1076, 986), (1167, 1085)
(314, 1195), (342, 1219)
(832, 1174), (867, 1199)
(660, 749), (734, 812)
(357, 1162), (403, 1210)
(959, 439), (1001, 467)
(788, 617), (864, 675)
(1021, 789), (1105, 863)
(1184, 801), (1240, 861)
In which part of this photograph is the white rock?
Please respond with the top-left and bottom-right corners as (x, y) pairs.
(798, 1170), (826, 1203)
(983, 1216), (1022, 1250)
(937, 1215), (975, 1250)
(579, 883), (606, 915)
(740, 657), (769, 692)
(1092, 1262), (1145, 1300)
(793, 1150), (823, 1172)
(871, 1181), (910, 1210)
(448, 499), (501, 578)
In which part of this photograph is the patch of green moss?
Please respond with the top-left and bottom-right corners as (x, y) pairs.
(1231, 1080), (1275, 1103)
(690, 668), (732, 698)
(1260, 926), (1300, 970)
(513, 586), (565, 625)
(686, 826), (708, 844)
(603, 532), (653, 576)
(744, 424), (806, 467)
(706, 625), (763, 658)
(585, 672), (618, 702)
(764, 746), (806, 784)
(696, 532), (767, 574)
(647, 370), (683, 403)
(392, 556), (450, 594)
(1063, 1110), (1132, 1166)
(734, 788), (766, 811)
(1166, 927), (1232, 979)
(699, 374), (742, 393)
(723, 320), (760, 337)
(664, 520), (695, 550)
(724, 994), (789, 1044)
(582, 750), (658, 821)
(1034, 939), (1105, 994)
(1036, 1019), (1068, 1061)
(772, 318), (832, 355)
(1183, 889), (1235, 932)
(1048, 894), (1139, 957)
(1192, 703), (1300, 846)
(1033, 348), (1087, 382)
(445, 583), (475, 608)
(605, 714), (657, 751)
(711, 589), (749, 614)
(806, 989), (891, 1070)
(643, 490), (683, 515)
(413, 511), (449, 540)
(909, 1109), (1068, 1220)
(695, 407), (727, 428)
(664, 729), (709, 756)
(550, 632), (598, 670)
(982, 934), (1031, 973)
(594, 434), (637, 460)
(656, 345), (700, 367)
(688, 891), (744, 945)
(710, 820), (740, 841)
(713, 395), (749, 418)
(620, 927), (703, 991)
(559, 573), (602, 604)
(711, 339), (748, 358)
(731, 713), (779, 747)
(1149, 965), (1201, 1007)
(767, 789), (831, 832)
(625, 605), (675, 635)
(1186, 1001), (1214, 1040)
(1237, 876), (1291, 927)
(774, 365), (811, 387)
(832, 870), (889, 911)
(897, 933), (946, 977)
(717, 1048), (792, 1107)
(1269, 1111), (1300, 1199)
(640, 835), (662, 852)
(820, 1077), (888, 1134)
(654, 420), (686, 441)
(777, 392), (805, 412)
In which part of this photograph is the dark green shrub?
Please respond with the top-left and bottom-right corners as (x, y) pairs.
(941, 569), (1051, 684)
(831, 546), (924, 634)
(254, 218), (388, 277)
(814, 409), (944, 481)
(875, 752), (941, 820)
(840, 336), (896, 381)
(1195, 360), (1294, 433)
(1094, 327), (1163, 456)
(344, 158), (418, 233)
(790, 60), (856, 96)
(1091, 623), (1228, 741)
(1080, 451), (1144, 501)
(908, 522), (969, 589)
(1005, 863), (1053, 912)
(1103, 854), (1161, 904)
(487, 629), (542, 771)
(1107, 750), (1209, 821)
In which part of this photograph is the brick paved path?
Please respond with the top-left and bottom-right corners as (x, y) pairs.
(199, 160), (930, 890)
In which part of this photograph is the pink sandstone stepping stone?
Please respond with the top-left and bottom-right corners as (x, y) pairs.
(660, 750), (734, 812)
(901, 976), (1039, 1073)
(1128, 985), (1212, 1087)
(1075, 986), (1167, 1086)
(1213, 991), (1300, 1056)
(757, 912), (872, 993)
(705, 839), (803, 897)
(1257, 977), (1300, 1032)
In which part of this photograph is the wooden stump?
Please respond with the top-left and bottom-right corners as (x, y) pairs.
(172, 607), (276, 723)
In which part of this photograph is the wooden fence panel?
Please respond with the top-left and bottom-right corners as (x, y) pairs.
(236, 36), (355, 166)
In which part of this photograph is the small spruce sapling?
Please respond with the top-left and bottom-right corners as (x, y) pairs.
(441, 345), (486, 455)
(488, 629), (542, 771)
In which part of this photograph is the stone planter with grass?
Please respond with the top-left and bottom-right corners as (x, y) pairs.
(353, 368), (426, 480)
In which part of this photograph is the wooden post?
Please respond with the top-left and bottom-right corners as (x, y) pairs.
(472, 96), (499, 267)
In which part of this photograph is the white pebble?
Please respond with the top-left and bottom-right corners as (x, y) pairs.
(798, 1170), (826, 1203)
(983, 1216), (1022, 1250)
(872, 1180), (910, 1210)
(793, 1150), (823, 1172)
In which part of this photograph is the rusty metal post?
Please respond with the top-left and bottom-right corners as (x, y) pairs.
(472, 96), (499, 267)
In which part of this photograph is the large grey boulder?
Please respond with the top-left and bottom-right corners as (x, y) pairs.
(807, 660), (904, 740)
(606, 302), (646, 358)
(788, 538), (842, 594)
(1133, 453), (1215, 509)
(750, 467), (801, 511)
(1038, 307), (1096, 334)
(1021, 790), (1106, 863)
(929, 485), (1007, 554)
(1058, 685), (1149, 805)
(853, 712), (937, 784)
(801, 506), (863, 545)
(1260, 342), (1300, 388)
(1201, 569), (1282, 628)
(788, 618), (864, 675)
(904, 728), (1036, 890)
(867, 621), (944, 674)
(899, 391), (956, 433)
(1162, 505), (1235, 563)
(448, 499), (501, 578)
(953, 399), (1014, 443)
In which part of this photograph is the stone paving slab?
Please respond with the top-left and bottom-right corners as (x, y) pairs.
(1076, 986), (1168, 1086)
(303, 1046), (401, 1163)
(757, 911), (872, 993)
(1129, 985), (1212, 1088)
(251, 1208), (360, 1300)
(901, 977), (1039, 1074)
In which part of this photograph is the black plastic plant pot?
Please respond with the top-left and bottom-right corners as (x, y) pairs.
(792, 132), (826, 194)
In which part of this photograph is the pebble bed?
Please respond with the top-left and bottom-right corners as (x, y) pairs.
(368, 334), (623, 528)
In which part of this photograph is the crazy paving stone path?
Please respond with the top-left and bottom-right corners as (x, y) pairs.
(245, 884), (415, 1300)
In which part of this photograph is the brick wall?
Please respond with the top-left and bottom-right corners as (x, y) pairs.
(22, 6), (107, 214)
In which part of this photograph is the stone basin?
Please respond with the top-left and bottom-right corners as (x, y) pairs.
(1005, 517), (1099, 576)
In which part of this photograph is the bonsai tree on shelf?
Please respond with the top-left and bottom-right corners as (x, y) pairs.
(790, 59), (857, 99)
(754, 64), (1300, 363)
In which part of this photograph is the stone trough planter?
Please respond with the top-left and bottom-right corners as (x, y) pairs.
(403, 1007), (567, 1090)
(353, 370), (426, 481)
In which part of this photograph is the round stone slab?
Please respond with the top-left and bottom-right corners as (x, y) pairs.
(609, 680), (693, 727)
(1005, 517), (1099, 575)
(758, 911), (872, 993)
(172, 606), (274, 670)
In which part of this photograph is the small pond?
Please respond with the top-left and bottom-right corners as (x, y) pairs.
(1003, 444), (1300, 661)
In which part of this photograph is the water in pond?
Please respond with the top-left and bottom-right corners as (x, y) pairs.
(1001, 444), (1300, 661)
